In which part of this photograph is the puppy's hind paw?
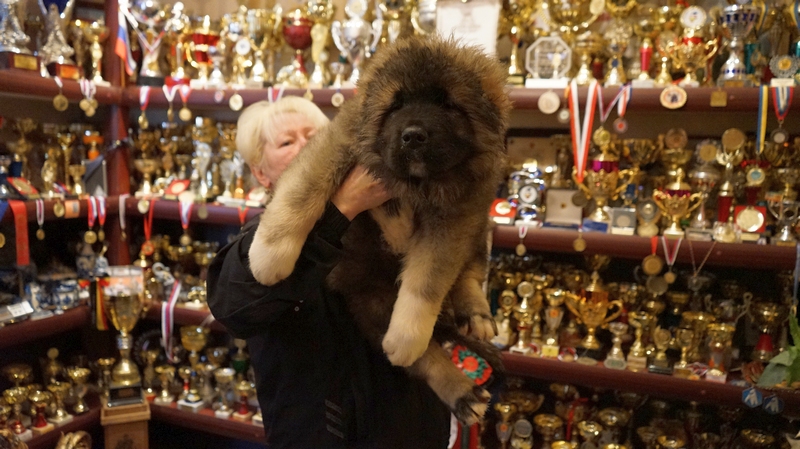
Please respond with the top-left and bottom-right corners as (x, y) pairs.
(247, 232), (304, 286)
(453, 386), (491, 426)
(382, 326), (431, 367)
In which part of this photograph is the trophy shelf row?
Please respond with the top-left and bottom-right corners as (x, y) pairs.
(2, 68), (798, 114)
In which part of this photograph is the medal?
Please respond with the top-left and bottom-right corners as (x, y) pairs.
(138, 86), (151, 129)
(516, 225), (528, 256)
(613, 117), (628, 133)
(52, 76), (68, 112)
(96, 196), (107, 242)
(661, 236), (682, 284)
(0, 233), (5, 248)
(642, 236), (664, 276)
(572, 191), (589, 207)
(597, 83), (631, 135)
(592, 127), (611, 147)
(178, 85), (192, 122)
(769, 55), (800, 79)
(229, 92), (244, 111)
(680, 5), (708, 30)
(137, 199), (150, 214)
(53, 200), (66, 218)
(537, 91), (560, 114)
(197, 203), (209, 220)
(770, 84), (793, 144)
(331, 91), (345, 108)
(85, 196), (98, 244)
(163, 84), (179, 122)
(119, 194), (130, 242)
(79, 98), (90, 111)
(573, 229), (587, 252)
(557, 108), (570, 123)
(35, 199), (45, 240)
(178, 193), (194, 247)
(303, 89), (314, 101)
(646, 275), (668, 295)
(696, 140), (719, 163)
(78, 79), (97, 117)
(660, 85), (688, 110)
(664, 128), (688, 150)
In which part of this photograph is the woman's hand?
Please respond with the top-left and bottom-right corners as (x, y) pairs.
(332, 165), (391, 220)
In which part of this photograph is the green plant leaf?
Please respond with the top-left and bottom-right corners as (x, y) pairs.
(768, 349), (793, 366)
(787, 347), (800, 385)
(790, 313), (800, 347)
(758, 362), (787, 387)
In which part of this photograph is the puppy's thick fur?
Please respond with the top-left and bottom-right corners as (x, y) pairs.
(248, 37), (511, 424)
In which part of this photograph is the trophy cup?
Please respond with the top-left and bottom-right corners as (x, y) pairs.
(153, 365), (175, 405)
(637, 426), (665, 449)
(84, 20), (109, 85)
(246, 9), (277, 87)
(596, 407), (630, 445)
(0, 0), (39, 71)
(213, 367), (235, 419)
(687, 152), (720, 237)
(46, 381), (73, 425)
(768, 198), (800, 245)
(603, 0), (636, 86)
(68, 164), (86, 197)
(671, 328), (694, 377)
(577, 421), (603, 447)
(705, 322), (735, 382)
(542, 288), (574, 357)
(502, 0), (537, 85)
(665, 7), (718, 87)
(57, 132), (75, 194)
(38, 0), (79, 78)
(103, 266), (145, 406)
(410, 0), (436, 36)
(495, 401), (517, 449)
(740, 429), (775, 448)
(647, 326), (672, 374)
(653, 173), (702, 238)
(331, 0), (381, 86)
(509, 281), (538, 356)
(128, 0), (169, 85)
(377, 0), (410, 46)
(717, 4), (759, 87)
(140, 348), (159, 400)
(564, 272), (624, 354)
(65, 366), (91, 414)
(7, 118), (36, 181)
(534, 414), (563, 449)
(278, 9), (313, 88)
(604, 322), (628, 370)
(540, 0), (603, 44)
(187, 16), (221, 88)
(574, 150), (638, 232)
(2, 363), (31, 388)
(3, 387), (29, 436)
(748, 301), (786, 362)
(177, 325), (209, 412)
(233, 380), (254, 421)
(164, 3), (191, 84)
(28, 390), (54, 436)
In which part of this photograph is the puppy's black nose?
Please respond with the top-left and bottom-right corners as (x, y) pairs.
(401, 126), (427, 147)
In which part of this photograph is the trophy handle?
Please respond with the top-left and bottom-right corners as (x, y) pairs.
(651, 190), (667, 215)
(686, 192), (703, 214)
(370, 19), (384, 52)
(565, 296), (582, 325)
(603, 300), (624, 325)
(330, 21), (344, 53)
(612, 167), (639, 200)
(571, 167), (592, 196)
(739, 292), (752, 323)
(703, 39), (720, 64)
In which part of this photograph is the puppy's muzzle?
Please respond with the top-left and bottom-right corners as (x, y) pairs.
(401, 125), (428, 150)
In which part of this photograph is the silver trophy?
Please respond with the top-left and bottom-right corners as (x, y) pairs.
(410, 0), (436, 36)
(331, 0), (381, 86)
(0, 0), (32, 55)
(717, 4), (759, 86)
(126, 0), (168, 80)
(38, 0), (75, 65)
(768, 199), (800, 245)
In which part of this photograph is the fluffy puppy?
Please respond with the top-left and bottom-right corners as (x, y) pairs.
(248, 36), (511, 423)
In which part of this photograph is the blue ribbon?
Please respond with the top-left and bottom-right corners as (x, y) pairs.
(0, 201), (8, 223)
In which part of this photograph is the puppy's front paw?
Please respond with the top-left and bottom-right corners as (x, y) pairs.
(468, 314), (497, 341)
(248, 231), (304, 286)
(382, 323), (431, 367)
(453, 386), (491, 426)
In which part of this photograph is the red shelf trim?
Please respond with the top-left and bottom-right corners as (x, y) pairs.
(150, 402), (265, 444)
(0, 70), (121, 105)
(0, 305), (91, 350)
(124, 197), (263, 226)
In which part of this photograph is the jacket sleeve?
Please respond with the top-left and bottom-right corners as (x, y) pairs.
(207, 202), (351, 339)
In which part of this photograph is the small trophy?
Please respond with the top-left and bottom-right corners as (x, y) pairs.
(603, 322), (628, 370)
(509, 281), (539, 356)
(153, 365), (175, 405)
(0, 0), (39, 71)
(524, 36), (571, 88)
(278, 9), (313, 88)
(647, 326), (673, 374)
(564, 272), (624, 358)
(84, 20), (109, 86)
(38, 0), (80, 79)
(177, 325), (209, 412)
(748, 301), (786, 362)
(574, 149), (638, 233)
(653, 173), (702, 238)
(213, 368), (236, 419)
(28, 390), (54, 436)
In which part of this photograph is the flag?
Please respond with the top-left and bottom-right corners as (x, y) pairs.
(115, 8), (136, 76)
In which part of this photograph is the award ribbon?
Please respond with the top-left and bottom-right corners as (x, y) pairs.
(85, 196), (98, 244)
(78, 79), (97, 115)
(97, 196), (107, 241)
(35, 199), (45, 240)
(516, 225), (528, 256)
(569, 80), (599, 183)
(178, 198), (193, 246)
(162, 84), (179, 122)
(8, 201), (29, 265)
(178, 85), (192, 121)
(756, 85), (769, 155)
(238, 206), (250, 227)
(661, 236), (682, 283)
(267, 85), (286, 103)
(597, 84), (630, 124)
(139, 86), (151, 129)
(141, 199), (156, 255)
(771, 85), (794, 126)
(118, 193), (130, 240)
(162, 280), (182, 363)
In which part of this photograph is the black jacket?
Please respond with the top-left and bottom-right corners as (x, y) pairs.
(207, 203), (451, 449)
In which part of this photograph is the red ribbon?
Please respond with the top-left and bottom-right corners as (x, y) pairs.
(8, 201), (29, 265)
(238, 206), (249, 226)
(144, 199), (156, 241)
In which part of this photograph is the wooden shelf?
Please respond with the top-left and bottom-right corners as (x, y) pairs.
(144, 300), (228, 334)
(27, 405), (101, 449)
(124, 197), (263, 227)
(1, 196), (122, 224)
(502, 353), (800, 413)
(493, 224), (796, 270)
(0, 305), (91, 350)
(150, 402), (265, 444)
(0, 69), (121, 105)
(122, 86), (356, 110)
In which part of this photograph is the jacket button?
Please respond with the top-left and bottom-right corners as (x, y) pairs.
(294, 306), (300, 312)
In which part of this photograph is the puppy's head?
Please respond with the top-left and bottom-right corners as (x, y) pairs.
(356, 37), (512, 187)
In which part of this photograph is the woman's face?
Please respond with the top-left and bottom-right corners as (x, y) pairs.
(254, 112), (317, 188)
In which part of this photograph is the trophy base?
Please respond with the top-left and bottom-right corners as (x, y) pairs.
(626, 355), (648, 372)
(686, 228), (714, 241)
(677, 79), (700, 88)
(577, 347), (604, 361)
(541, 343), (560, 358)
(705, 368), (727, 383)
(177, 399), (205, 413)
(252, 413), (263, 426)
(610, 207), (636, 235)
(215, 409), (233, 419)
(138, 76), (166, 87)
(94, 79), (111, 87)
(108, 383), (144, 407)
(29, 309), (55, 321)
(672, 363), (692, 378)
(631, 79), (656, 88)
(582, 218), (609, 233)
(48, 414), (74, 427)
(233, 411), (254, 422)
(244, 79), (269, 89)
(46, 63), (82, 80)
(508, 344), (534, 356)
(153, 396), (174, 406)
(525, 78), (569, 89)
(15, 429), (32, 442)
(603, 357), (627, 370)
(507, 74), (526, 86)
(32, 423), (55, 436)
(740, 232), (762, 243)
(0, 52), (39, 71)
(770, 78), (796, 87)
(647, 363), (673, 375)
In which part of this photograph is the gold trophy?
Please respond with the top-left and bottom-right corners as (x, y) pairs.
(706, 323), (735, 382)
(647, 326), (672, 374)
(604, 322), (628, 369)
(637, 426), (665, 449)
(740, 429), (775, 448)
(46, 381), (73, 425)
(57, 132), (75, 194)
(565, 272), (623, 353)
(495, 402), (517, 448)
(509, 281), (538, 355)
(652, 173), (702, 237)
(2, 363), (32, 388)
(213, 368), (236, 419)
(596, 407), (630, 444)
(748, 301), (787, 362)
(233, 380), (254, 421)
(543, 288), (575, 357)
(540, 0), (604, 44)
(154, 365), (175, 405)
(65, 366), (91, 414)
(308, 1), (333, 88)
(534, 414), (563, 449)
(28, 390), (54, 436)
(140, 349), (160, 400)
(177, 325), (209, 411)
(7, 118), (36, 181)
(666, 6), (718, 87)
(574, 149), (638, 229)
(672, 328), (694, 378)
(83, 20), (109, 85)
(187, 15), (221, 88)
(279, 8), (314, 88)
(502, 0), (537, 85)
(577, 421), (604, 447)
(3, 387), (29, 435)
(102, 266), (145, 406)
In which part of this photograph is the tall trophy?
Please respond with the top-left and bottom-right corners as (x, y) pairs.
(38, 0), (79, 78)
(246, 8), (280, 87)
(540, 0), (603, 44)
(574, 147), (638, 233)
(188, 15), (221, 88)
(377, 0), (410, 46)
(308, 1), (333, 87)
(127, 0), (169, 85)
(666, 6), (718, 87)
(278, 8), (313, 88)
(84, 20), (109, 85)
(331, 0), (381, 86)
(603, 0), (637, 86)
(0, 0), (39, 71)
(717, 4), (759, 87)
(564, 272), (623, 357)
(502, 0), (537, 85)
(102, 265), (146, 406)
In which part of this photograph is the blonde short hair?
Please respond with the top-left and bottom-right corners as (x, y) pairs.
(236, 96), (330, 168)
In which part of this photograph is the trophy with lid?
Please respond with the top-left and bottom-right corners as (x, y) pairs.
(187, 15), (220, 88)
(38, 0), (80, 79)
(331, 0), (381, 86)
(0, 0), (39, 71)
(717, 3), (760, 87)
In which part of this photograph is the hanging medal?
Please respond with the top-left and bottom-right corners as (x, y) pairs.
(642, 236), (664, 276)
(85, 196), (98, 244)
(178, 85), (193, 122)
(229, 88), (244, 111)
(35, 199), (45, 240)
(596, 83), (630, 140)
(613, 84), (632, 133)
(538, 91), (561, 115)
(178, 191), (194, 246)
(53, 199), (66, 217)
(119, 193), (130, 241)
(661, 236), (682, 284)
(163, 84), (179, 122)
(569, 79), (599, 184)
(770, 85), (793, 145)
(573, 227), (587, 252)
(516, 225), (528, 256)
(755, 85), (769, 156)
(141, 199), (156, 257)
(138, 86), (151, 129)
(79, 79), (97, 117)
(96, 196), (107, 241)
(52, 76), (68, 112)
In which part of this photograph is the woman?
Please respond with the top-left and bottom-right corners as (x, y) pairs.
(208, 97), (452, 449)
